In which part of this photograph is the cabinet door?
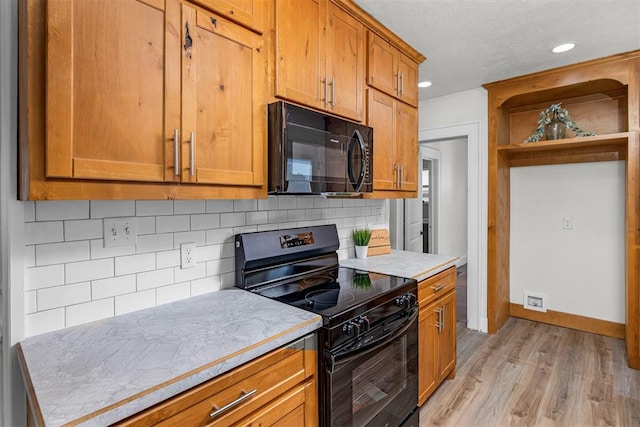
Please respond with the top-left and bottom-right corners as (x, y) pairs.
(181, 5), (265, 187)
(367, 32), (397, 98)
(192, 0), (265, 33)
(325, 2), (364, 121)
(275, 0), (325, 110)
(367, 89), (396, 190)
(438, 291), (457, 380)
(46, 0), (180, 182)
(397, 53), (419, 107)
(396, 101), (418, 191)
(418, 302), (439, 406)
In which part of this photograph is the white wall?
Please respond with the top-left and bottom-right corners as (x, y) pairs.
(510, 162), (626, 323)
(419, 87), (488, 332)
(424, 138), (468, 259)
(23, 198), (387, 336)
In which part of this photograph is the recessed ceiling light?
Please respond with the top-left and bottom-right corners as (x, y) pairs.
(552, 43), (575, 53)
(418, 81), (432, 88)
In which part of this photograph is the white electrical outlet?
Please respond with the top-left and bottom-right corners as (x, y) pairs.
(562, 217), (573, 230)
(181, 243), (196, 269)
(103, 217), (137, 248)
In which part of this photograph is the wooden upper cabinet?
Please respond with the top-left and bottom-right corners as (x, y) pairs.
(190, 0), (266, 33)
(46, 0), (179, 183)
(181, 5), (264, 187)
(31, 0), (266, 199)
(275, 0), (365, 121)
(366, 88), (418, 193)
(367, 32), (419, 107)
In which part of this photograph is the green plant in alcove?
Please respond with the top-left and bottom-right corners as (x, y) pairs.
(352, 227), (372, 246)
(525, 103), (596, 143)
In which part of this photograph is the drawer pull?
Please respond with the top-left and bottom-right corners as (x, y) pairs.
(431, 283), (445, 292)
(209, 388), (258, 419)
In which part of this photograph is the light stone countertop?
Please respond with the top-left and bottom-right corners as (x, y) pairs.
(340, 249), (459, 282)
(18, 289), (322, 426)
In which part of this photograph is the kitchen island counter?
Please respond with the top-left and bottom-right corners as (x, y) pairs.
(18, 289), (322, 426)
(340, 249), (458, 281)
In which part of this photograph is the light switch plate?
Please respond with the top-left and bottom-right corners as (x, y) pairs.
(103, 217), (137, 248)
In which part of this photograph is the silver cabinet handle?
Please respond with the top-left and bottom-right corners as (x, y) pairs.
(173, 129), (180, 176)
(399, 72), (404, 95)
(209, 388), (258, 419)
(399, 164), (403, 188)
(189, 131), (195, 177)
(441, 306), (445, 331)
(323, 78), (328, 108)
(435, 306), (442, 332)
(431, 283), (445, 292)
(330, 76), (335, 108)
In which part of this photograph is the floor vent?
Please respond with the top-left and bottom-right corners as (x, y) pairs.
(523, 291), (547, 312)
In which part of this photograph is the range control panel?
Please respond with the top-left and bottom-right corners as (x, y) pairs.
(280, 232), (315, 248)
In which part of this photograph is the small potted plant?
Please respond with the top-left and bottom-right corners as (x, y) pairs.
(525, 103), (595, 143)
(352, 227), (372, 259)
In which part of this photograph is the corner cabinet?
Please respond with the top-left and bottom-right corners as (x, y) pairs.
(20, 0), (266, 200)
(274, 0), (365, 121)
(117, 334), (318, 426)
(484, 50), (640, 369)
(418, 267), (457, 406)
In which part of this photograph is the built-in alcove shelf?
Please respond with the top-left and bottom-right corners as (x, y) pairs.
(497, 132), (630, 167)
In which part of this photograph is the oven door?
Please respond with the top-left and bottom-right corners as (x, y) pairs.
(324, 308), (418, 426)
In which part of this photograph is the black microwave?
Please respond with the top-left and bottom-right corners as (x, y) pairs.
(268, 102), (373, 195)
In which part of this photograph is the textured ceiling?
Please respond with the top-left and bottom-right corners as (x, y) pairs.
(353, 0), (640, 100)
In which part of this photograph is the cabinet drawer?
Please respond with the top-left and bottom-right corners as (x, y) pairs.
(418, 267), (456, 308)
(119, 345), (309, 426)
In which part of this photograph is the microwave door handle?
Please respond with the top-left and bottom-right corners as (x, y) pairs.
(347, 130), (366, 192)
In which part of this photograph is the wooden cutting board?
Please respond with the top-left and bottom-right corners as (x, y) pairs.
(368, 229), (391, 256)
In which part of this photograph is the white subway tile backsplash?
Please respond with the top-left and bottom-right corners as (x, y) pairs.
(191, 214), (220, 230)
(137, 268), (174, 291)
(25, 246), (36, 269)
(136, 233), (174, 254)
(191, 276), (220, 296)
(115, 253), (156, 276)
(90, 239), (136, 259)
(115, 290), (155, 315)
(26, 221), (63, 245)
(25, 264), (65, 290)
(92, 275), (136, 300)
(25, 309), (65, 336)
(220, 212), (245, 228)
(136, 200), (174, 216)
(66, 298), (114, 327)
(206, 228), (234, 245)
(156, 215), (190, 233)
(174, 262), (206, 283)
(174, 200), (205, 215)
(156, 282), (190, 305)
(25, 201), (36, 222)
(136, 216), (156, 235)
(174, 230), (206, 247)
(36, 201), (89, 221)
(234, 200), (257, 212)
(156, 250), (181, 269)
(36, 241), (90, 266)
(25, 291), (37, 314)
(64, 219), (103, 241)
(246, 211), (268, 225)
(258, 197), (279, 211)
(38, 282), (91, 311)
(205, 200), (234, 213)
(278, 197), (297, 210)
(24, 195), (389, 335)
(66, 258), (114, 284)
(91, 201), (135, 218)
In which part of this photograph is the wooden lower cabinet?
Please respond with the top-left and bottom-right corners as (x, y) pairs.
(117, 334), (317, 426)
(418, 268), (457, 406)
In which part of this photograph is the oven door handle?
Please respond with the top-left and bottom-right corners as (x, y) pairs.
(329, 307), (418, 373)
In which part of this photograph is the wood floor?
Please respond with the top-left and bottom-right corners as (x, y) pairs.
(419, 317), (640, 426)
